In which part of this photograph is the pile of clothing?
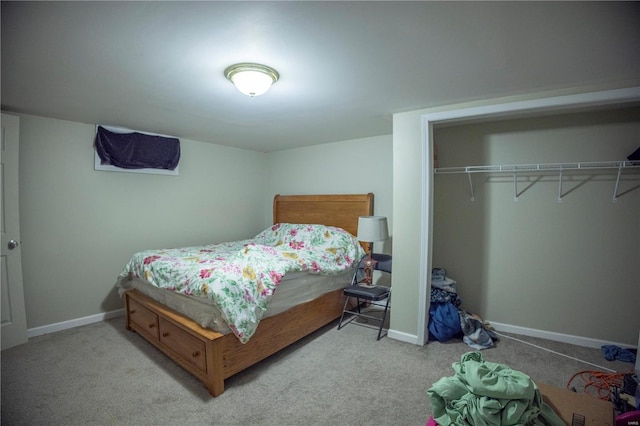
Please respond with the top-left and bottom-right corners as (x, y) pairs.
(601, 344), (637, 364)
(427, 352), (565, 425)
(429, 268), (497, 349)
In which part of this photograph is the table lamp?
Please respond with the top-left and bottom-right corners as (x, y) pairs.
(356, 216), (389, 286)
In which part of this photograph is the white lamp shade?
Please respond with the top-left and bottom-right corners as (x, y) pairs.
(357, 216), (389, 242)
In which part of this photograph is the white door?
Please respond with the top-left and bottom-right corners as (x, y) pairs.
(1, 113), (28, 350)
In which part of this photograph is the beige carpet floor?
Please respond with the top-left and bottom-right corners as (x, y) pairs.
(1, 315), (633, 425)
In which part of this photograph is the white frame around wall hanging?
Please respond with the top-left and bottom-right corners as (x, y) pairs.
(94, 125), (180, 176)
(415, 87), (640, 346)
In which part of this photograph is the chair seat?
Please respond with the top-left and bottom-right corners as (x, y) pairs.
(344, 285), (389, 300)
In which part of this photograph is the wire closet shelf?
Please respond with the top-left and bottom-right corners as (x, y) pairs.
(434, 160), (639, 174)
(434, 160), (640, 203)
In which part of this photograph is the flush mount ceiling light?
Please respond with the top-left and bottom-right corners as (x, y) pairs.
(224, 63), (279, 97)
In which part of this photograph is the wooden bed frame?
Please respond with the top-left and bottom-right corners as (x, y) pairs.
(124, 193), (373, 396)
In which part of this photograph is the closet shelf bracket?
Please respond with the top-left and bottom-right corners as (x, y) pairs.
(558, 166), (564, 203)
(613, 163), (623, 203)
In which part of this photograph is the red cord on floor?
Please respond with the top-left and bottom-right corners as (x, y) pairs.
(566, 370), (631, 401)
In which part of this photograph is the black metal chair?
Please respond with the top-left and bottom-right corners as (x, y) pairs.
(337, 253), (392, 340)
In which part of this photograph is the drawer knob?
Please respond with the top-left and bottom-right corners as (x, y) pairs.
(192, 351), (200, 358)
(148, 324), (155, 329)
(130, 309), (136, 314)
(162, 332), (169, 337)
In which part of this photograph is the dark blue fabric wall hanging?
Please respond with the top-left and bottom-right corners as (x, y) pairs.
(95, 126), (180, 170)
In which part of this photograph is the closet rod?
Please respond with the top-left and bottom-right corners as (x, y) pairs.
(434, 160), (640, 175)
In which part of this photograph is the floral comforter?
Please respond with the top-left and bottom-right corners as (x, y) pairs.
(120, 223), (365, 343)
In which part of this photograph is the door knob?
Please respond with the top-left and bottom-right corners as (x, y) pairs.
(7, 240), (19, 250)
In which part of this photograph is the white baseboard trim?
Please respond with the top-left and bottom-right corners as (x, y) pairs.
(27, 311), (633, 352)
(387, 329), (419, 345)
(488, 321), (635, 350)
(27, 309), (126, 338)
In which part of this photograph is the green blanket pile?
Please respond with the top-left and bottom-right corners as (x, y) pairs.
(427, 352), (564, 425)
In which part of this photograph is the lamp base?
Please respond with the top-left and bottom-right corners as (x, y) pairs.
(357, 281), (377, 288)
(357, 255), (378, 288)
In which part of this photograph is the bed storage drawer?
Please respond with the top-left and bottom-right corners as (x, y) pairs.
(159, 317), (207, 372)
(128, 299), (159, 341)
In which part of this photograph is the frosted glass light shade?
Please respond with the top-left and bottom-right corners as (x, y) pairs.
(357, 216), (389, 242)
(224, 63), (279, 97)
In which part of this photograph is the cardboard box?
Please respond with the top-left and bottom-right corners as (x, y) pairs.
(538, 382), (615, 425)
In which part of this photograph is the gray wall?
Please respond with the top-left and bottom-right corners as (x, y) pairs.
(15, 113), (394, 330)
(433, 108), (639, 345)
(18, 114), (266, 328)
(265, 134), (393, 254)
(15, 108), (638, 346)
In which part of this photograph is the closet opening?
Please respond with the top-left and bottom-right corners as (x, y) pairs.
(417, 87), (640, 346)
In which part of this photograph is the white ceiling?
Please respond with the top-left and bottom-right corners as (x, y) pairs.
(2, 1), (639, 152)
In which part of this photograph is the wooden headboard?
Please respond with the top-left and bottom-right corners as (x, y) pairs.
(273, 193), (374, 239)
